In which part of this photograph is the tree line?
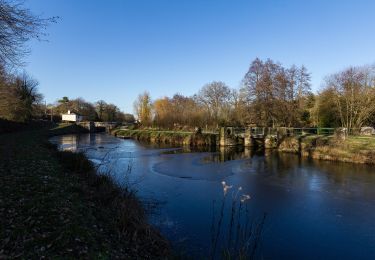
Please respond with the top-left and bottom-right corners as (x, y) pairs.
(53, 97), (135, 123)
(0, 1), (134, 124)
(0, 1), (46, 122)
(1, 0), (375, 133)
(134, 58), (375, 133)
(0, 67), (44, 121)
(0, 64), (135, 123)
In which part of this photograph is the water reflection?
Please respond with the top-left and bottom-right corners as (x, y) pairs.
(58, 134), (79, 151)
(50, 133), (375, 259)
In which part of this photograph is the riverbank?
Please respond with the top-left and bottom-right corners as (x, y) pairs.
(113, 128), (375, 165)
(278, 134), (375, 164)
(112, 128), (217, 147)
(0, 123), (169, 258)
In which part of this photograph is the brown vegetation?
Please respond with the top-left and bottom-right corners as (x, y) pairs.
(133, 60), (375, 135)
(278, 135), (375, 164)
(135, 58), (316, 130)
(0, 69), (44, 122)
(113, 128), (217, 147)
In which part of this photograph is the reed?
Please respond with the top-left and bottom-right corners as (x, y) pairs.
(210, 181), (266, 259)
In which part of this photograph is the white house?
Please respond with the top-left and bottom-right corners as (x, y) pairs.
(62, 110), (83, 122)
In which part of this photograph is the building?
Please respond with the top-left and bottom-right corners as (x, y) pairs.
(61, 110), (83, 122)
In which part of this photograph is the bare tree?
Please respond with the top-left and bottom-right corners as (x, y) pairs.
(95, 100), (107, 121)
(0, 0), (56, 66)
(325, 65), (375, 132)
(0, 71), (43, 121)
(196, 81), (231, 126)
(241, 58), (281, 126)
(241, 58), (312, 127)
(102, 103), (119, 122)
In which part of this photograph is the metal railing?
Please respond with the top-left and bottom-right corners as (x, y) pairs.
(200, 126), (372, 137)
(278, 127), (335, 136)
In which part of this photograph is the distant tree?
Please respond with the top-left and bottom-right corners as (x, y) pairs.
(310, 89), (340, 127)
(241, 58), (312, 127)
(170, 94), (202, 127)
(242, 58), (276, 126)
(230, 88), (250, 126)
(0, 0), (56, 66)
(153, 97), (173, 128)
(58, 96), (69, 103)
(112, 112), (135, 123)
(0, 83), (20, 121)
(196, 81), (231, 126)
(101, 103), (118, 122)
(95, 100), (107, 121)
(122, 113), (135, 123)
(285, 65), (312, 126)
(0, 71), (43, 121)
(14, 72), (43, 121)
(324, 65), (375, 131)
(152, 94), (203, 128)
(79, 100), (97, 121)
(297, 65), (311, 98)
(57, 96), (70, 113)
(54, 97), (97, 121)
(134, 91), (152, 126)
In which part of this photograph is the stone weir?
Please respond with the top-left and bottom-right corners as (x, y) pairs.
(219, 127), (278, 149)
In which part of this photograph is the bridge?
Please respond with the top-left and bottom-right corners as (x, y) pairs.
(77, 121), (119, 133)
(218, 127), (335, 147)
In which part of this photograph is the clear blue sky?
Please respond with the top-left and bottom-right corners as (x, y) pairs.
(24, 0), (375, 113)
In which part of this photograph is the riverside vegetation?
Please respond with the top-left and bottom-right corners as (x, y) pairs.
(0, 122), (169, 258)
(210, 182), (266, 259)
(112, 126), (375, 165)
(278, 134), (375, 164)
(113, 128), (217, 147)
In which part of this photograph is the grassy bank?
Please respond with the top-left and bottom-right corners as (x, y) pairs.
(278, 134), (375, 164)
(0, 124), (169, 258)
(112, 128), (218, 147)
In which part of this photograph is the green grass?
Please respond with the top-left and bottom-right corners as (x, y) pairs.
(343, 136), (375, 151)
(313, 135), (375, 163)
(279, 134), (375, 164)
(0, 124), (169, 258)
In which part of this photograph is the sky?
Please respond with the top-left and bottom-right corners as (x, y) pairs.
(24, 0), (375, 113)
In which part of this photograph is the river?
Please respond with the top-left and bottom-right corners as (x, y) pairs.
(50, 133), (375, 259)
